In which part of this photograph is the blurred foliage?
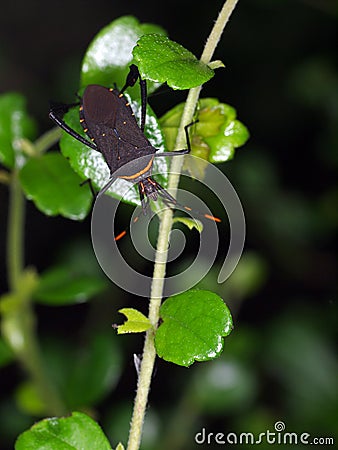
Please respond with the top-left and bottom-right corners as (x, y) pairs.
(0, 0), (337, 449)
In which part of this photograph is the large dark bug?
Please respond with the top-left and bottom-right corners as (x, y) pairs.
(49, 64), (220, 233)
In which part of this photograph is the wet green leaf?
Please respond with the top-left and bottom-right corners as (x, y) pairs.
(0, 93), (37, 169)
(15, 411), (112, 450)
(155, 290), (233, 367)
(133, 34), (214, 89)
(19, 152), (92, 219)
(81, 16), (166, 97)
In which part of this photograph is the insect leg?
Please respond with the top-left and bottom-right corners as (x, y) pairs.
(157, 188), (178, 208)
(120, 64), (147, 132)
(156, 179), (221, 223)
(139, 78), (147, 133)
(120, 64), (141, 91)
(80, 179), (97, 198)
(138, 181), (150, 215)
(154, 149), (190, 157)
(184, 121), (196, 152)
(49, 102), (98, 150)
(154, 121), (198, 158)
(145, 179), (177, 208)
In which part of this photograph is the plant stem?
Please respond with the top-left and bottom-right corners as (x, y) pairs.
(34, 127), (62, 154)
(200, 0), (239, 64)
(7, 171), (25, 291)
(126, 2), (239, 449)
(16, 305), (67, 416)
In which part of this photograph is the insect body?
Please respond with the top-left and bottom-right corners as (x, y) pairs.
(49, 64), (220, 225)
(49, 64), (189, 213)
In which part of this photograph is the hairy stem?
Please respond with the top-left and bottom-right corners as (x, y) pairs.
(127, 1), (239, 449)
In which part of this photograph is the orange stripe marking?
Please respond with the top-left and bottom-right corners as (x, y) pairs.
(119, 156), (154, 180)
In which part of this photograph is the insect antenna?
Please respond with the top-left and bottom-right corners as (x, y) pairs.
(155, 184), (221, 224)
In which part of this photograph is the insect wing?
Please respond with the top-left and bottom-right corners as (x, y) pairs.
(81, 85), (155, 173)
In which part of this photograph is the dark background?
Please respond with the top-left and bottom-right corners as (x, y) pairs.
(0, 0), (337, 448)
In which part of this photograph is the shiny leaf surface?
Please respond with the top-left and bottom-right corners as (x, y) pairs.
(155, 290), (233, 367)
(19, 152), (92, 219)
(0, 93), (37, 169)
(133, 34), (214, 89)
(160, 98), (249, 168)
(15, 412), (112, 450)
(81, 16), (166, 97)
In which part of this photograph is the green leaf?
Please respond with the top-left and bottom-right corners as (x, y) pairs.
(19, 152), (92, 220)
(60, 95), (169, 207)
(0, 93), (37, 169)
(115, 444), (125, 450)
(206, 119), (250, 163)
(34, 266), (107, 305)
(158, 102), (185, 151)
(39, 331), (122, 411)
(63, 331), (122, 408)
(117, 308), (152, 334)
(197, 100), (237, 136)
(155, 289), (233, 367)
(15, 411), (112, 450)
(34, 239), (107, 305)
(133, 34), (214, 90)
(172, 216), (203, 233)
(208, 60), (226, 70)
(160, 98), (249, 175)
(81, 16), (166, 96)
(197, 99), (249, 163)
